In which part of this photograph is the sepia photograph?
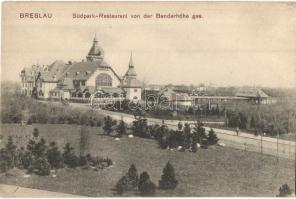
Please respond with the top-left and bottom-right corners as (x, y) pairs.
(1, 1), (295, 197)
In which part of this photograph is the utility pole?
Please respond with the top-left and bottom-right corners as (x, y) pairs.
(287, 110), (290, 160)
(277, 129), (279, 162)
(261, 133), (263, 155)
(274, 114), (279, 163)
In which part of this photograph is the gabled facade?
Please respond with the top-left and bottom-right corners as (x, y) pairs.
(20, 35), (142, 101)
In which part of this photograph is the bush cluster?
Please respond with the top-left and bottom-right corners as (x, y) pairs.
(103, 116), (117, 135)
(131, 118), (219, 152)
(0, 128), (113, 175)
(277, 184), (293, 197)
(115, 162), (178, 196)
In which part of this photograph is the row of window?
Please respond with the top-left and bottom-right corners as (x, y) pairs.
(73, 80), (86, 87)
(22, 82), (42, 88)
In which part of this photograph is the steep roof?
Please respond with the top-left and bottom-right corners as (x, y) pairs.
(121, 52), (141, 88)
(124, 53), (137, 77)
(235, 88), (269, 98)
(87, 35), (104, 61)
(57, 77), (75, 90)
(41, 60), (69, 82)
(59, 60), (117, 81)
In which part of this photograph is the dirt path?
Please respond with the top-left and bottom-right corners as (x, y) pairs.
(0, 184), (81, 197)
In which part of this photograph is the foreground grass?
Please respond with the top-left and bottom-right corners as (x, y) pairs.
(0, 123), (294, 197)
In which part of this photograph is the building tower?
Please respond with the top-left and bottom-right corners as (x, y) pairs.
(86, 34), (104, 62)
(121, 52), (142, 100)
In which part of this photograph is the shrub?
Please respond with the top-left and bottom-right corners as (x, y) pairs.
(27, 138), (47, 158)
(0, 161), (8, 173)
(20, 151), (33, 170)
(103, 116), (114, 135)
(46, 142), (64, 169)
(116, 120), (127, 138)
(208, 128), (219, 145)
(191, 139), (198, 152)
(0, 136), (18, 172)
(33, 128), (39, 138)
(159, 162), (178, 189)
(115, 176), (128, 195)
(63, 143), (79, 168)
(278, 184), (292, 197)
(138, 172), (156, 196)
(177, 122), (183, 131)
(34, 157), (50, 176)
(5, 136), (17, 168)
(183, 123), (191, 149)
(132, 118), (150, 138)
(105, 158), (113, 166)
(195, 122), (207, 144)
(168, 130), (178, 149)
(79, 156), (87, 167)
(126, 164), (139, 190)
(156, 124), (170, 149)
(0, 149), (10, 173)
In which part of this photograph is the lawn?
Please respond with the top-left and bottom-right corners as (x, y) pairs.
(0, 123), (295, 197)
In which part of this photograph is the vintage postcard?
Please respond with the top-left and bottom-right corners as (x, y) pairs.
(1, 1), (295, 197)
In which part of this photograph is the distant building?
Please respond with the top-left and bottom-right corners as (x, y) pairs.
(20, 35), (142, 101)
(192, 95), (248, 109)
(235, 88), (270, 104)
(158, 87), (193, 109)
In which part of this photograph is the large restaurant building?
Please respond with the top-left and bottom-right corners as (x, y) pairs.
(20, 35), (142, 101)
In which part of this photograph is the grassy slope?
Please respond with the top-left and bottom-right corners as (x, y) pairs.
(0, 123), (294, 197)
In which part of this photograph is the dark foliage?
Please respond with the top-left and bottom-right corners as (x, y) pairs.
(116, 120), (127, 138)
(208, 128), (219, 145)
(278, 184), (292, 197)
(115, 176), (128, 195)
(63, 143), (79, 168)
(183, 123), (191, 149)
(132, 118), (151, 138)
(34, 157), (51, 176)
(138, 172), (156, 196)
(126, 164), (139, 190)
(159, 162), (178, 189)
(46, 142), (64, 169)
(103, 116), (115, 135)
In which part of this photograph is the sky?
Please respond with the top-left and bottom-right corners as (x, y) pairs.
(2, 2), (296, 88)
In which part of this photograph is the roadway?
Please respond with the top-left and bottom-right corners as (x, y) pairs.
(47, 101), (296, 160)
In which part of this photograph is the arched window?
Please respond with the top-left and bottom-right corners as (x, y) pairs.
(95, 73), (112, 87)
